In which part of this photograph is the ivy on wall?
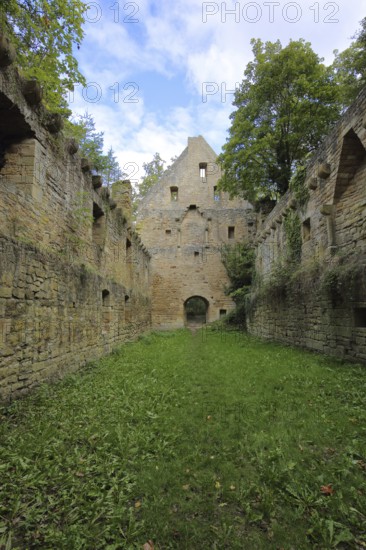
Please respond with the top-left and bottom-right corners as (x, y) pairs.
(289, 160), (310, 207)
(220, 243), (255, 326)
(283, 210), (302, 262)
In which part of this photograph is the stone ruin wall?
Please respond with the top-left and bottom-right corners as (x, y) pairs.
(0, 56), (151, 401)
(138, 136), (256, 329)
(248, 87), (366, 362)
(3, 28), (366, 401)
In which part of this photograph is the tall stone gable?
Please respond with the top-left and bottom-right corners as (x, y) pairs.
(138, 136), (255, 328)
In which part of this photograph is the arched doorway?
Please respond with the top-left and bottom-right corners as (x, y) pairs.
(184, 296), (208, 325)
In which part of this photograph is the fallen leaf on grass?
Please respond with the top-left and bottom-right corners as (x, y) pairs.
(182, 484), (190, 491)
(135, 500), (142, 509)
(143, 541), (154, 550)
(320, 484), (334, 496)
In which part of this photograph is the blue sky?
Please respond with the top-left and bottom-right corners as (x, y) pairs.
(70, 0), (366, 183)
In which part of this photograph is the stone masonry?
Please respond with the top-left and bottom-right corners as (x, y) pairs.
(138, 136), (255, 329)
(0, 54), (151, 401)
(248, 87), (366, 362)
(3, 30), (366, 402)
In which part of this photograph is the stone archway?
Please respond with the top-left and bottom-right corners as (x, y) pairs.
(184, 296), (208, 326)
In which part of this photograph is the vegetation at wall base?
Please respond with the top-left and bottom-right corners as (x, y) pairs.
(246, 251), (366, 323)
(319, 252), (366, 306)
(220, 242), (255, 327)
(0, 330), (365, 549)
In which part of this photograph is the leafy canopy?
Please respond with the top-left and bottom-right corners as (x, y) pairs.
(137, 153), (166, 199)
(217, 39), (341, 202)
(332, 17), (366, 109)
(2, 0), (87, 114)
(67, 112), (124, 185)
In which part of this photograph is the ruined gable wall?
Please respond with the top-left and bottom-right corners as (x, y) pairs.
(0, 61), (151, 401)
(248, 87), (366, 362)
(138, 136), (255, 328)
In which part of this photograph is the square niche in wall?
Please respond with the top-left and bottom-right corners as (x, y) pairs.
(302, 218), (311, 242)
(354, 307), (366, 328)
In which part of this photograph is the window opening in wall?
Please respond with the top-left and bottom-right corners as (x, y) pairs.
(302, 218), (311, 242)
(219, 309), (227, 318)
(354, 307), (366, 328)
(0, 139), (6, 170)
(189, 204), (197, 210)
(199, 162), (207, 180)
(228, 226), (235, 239)
(102, 289), (110, 306)
(92, 202), (105, 245)
(170, 186), (178, 201)
(126, 238), (132, 262)
(194, 251), (199, 257)
(214, 186), (220, 201)
(165, 229), (171, 235)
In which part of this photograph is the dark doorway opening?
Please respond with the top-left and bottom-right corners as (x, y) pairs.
(184, 296), (208, 325)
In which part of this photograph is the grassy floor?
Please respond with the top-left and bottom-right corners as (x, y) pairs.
(1, 329), (366, 549)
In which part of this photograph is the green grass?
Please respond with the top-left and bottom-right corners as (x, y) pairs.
(1, 329), (366, 549)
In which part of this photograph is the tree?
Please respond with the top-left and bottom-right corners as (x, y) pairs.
(67, 113), (123, 184)
(217, 39), (341, 202)
(332, 17), (366, 109)
(70, 112), (106, 172)
(137, 153), (166, 199)
(102, 147), (124, 187)
(2, 0), (87, 114)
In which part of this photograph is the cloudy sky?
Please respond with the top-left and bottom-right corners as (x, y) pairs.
(70, 0), (366, 183)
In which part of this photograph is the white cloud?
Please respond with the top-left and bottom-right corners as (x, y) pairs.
(70, 0), (366, 178)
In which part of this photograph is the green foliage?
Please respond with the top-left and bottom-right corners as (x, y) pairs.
(224, 300), (247, 326)
(185, 297), (207, 316)
(289, 158), (310, 207)
(67, 113), (105, 171)
(320, 255), (366, 305)
(66, 113), (124, 184)
(133, 153), (168, 217)
(217, 39), (341, 202)
(103, 147), (123, 187)
(137, 152), (166, 198)
(283, 210), (302, 262)
(220, 243), (255, 327)
(332, 17), (366, 109)
(221, 243), (255, 298)
(263, 261), (290, 300)
(1, 331), (366, 548)
(2, 0), (87, 114)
